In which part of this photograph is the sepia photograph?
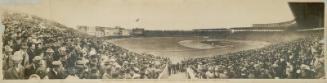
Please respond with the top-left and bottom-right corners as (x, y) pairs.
(0, 0), (325, 82)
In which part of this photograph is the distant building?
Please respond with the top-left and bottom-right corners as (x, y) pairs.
(76, 26), (131, 37)
(94, 26), (105, 37)
(104, 27), (121, 37)
(76, 25), (99, 36)
(121, 29), (131, 36)
(93, 26), (132, 37)
(77, 25), (88, 33)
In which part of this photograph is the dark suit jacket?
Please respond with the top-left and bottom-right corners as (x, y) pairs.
(27, 49), (36, 63)
(24, 64), (38, 79)
(47, 69), (67, 79)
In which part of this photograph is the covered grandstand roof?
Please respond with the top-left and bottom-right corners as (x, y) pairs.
(288, 1), (324, 29)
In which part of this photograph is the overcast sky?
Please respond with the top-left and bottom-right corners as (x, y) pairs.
(0, 0), (308, 30)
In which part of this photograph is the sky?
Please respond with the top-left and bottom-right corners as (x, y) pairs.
(0, 0), (315, 30)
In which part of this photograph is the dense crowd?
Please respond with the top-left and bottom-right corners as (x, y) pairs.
(181, 32), (324, 79)
(1, 12), (169, 79)
(1, 12), (325, 80)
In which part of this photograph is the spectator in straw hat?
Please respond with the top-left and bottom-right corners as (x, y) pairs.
(24, 56), (43, 79)
(75, 59), (88, 79)
(47, 61), (67, 79)
(8, 51), (24, 69)
(3, 45), (13, 70)
(99, 57), (109, 76)
(44, 47), (54, 68)
(65, 69), (79, 79)
(86, 67), (101, 79)
(131, 68), (141, 79)
(19, 43), (30, 67)
(4, 54), (25, 79)
(34, 66), (47, 79)
(27, 44), (37, 63)
(28, 74), (41, 80)
(102, 66), (113, 79)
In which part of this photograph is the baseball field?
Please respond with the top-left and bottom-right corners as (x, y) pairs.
(109, 37), (271, 63)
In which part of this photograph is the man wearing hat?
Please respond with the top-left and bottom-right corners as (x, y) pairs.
(47, 61), (67, 79)
(102, 66), (113, 79)
(4, 54), (25, 79)
(44, 47), (55, 68)
(3, 45), (13, 70)
(27, 44), (37, 63)
(34, 65), (48, 79)
(99, 58), (110, 76)
(59, 46), (70, 70)
(65, 69), (80, 79)
(28, 74), (41, 80)
(8, 49), (27, 67)
(19, 43), (30, 67)
(12, 38), (21, 52)
(86, 67), (101, 79)
(75, 59), (88, 79)
(24, 56), (44, 79)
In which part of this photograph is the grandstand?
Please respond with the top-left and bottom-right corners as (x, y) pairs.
(289, 2), (324, 29)
(1, 12), (169, 79)
(0, 1), (325, 80)
(177, 2), (325, 79)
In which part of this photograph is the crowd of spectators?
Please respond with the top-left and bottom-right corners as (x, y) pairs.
(1, 12), (169, 79)
(181, 32), (324, 79)
(1, 12), (325, 80)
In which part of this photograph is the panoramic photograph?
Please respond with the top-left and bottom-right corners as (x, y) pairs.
(0, 0), (325, 80)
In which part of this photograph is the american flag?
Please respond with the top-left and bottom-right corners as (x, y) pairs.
(135, 18), (140, 22)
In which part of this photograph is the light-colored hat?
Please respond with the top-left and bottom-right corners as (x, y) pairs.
(134, 67), (140, 72)
(109, 58), (116, 62)
(4, 45), (13, 52)
(123, 61), (129, 64)
(52, 61), (62, 66)
(28, 74), (41, 80)
(11, 52), (24, 62)
(76, 60), (87, 65)
(46, 48), (54, 53)
(21, 44), (28, 49)
(103, 60), (110, 65)
(300, 64), (310, 70)
(130, 61), (136, 65)
(33, 56), (42, 61)
(59, 47), (66, 51)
